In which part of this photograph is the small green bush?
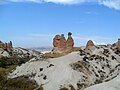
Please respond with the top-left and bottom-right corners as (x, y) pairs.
(0, 61), (6, 68)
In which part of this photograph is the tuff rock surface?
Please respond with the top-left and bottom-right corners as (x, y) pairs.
(117, 39), (120, 51)
(53, 32), (74, 53)
(8, 41), (120, 90)
(86, 40), (94, 49)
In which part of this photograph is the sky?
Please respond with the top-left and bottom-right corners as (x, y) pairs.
(0, 0), (120, 48)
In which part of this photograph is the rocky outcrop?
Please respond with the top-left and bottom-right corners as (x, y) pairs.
(0, 41), (3, 48)
(53, 32), (74, 53)
(66, 32), (74, 50)
(117, 39), (120, 51)
(53, 35), (61, 48)
(86, 40), (94, 49)
(85, 40), (95, 54)
(0, 41), (13, 50)
(53, 34), (66, 53)
(9, 41), (13, 49)
(9, 43), (120, 90)
(60, 34), (67, 51)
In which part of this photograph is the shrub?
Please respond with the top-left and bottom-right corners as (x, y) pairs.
(0, 65), (39, 90)
(0, 61), (6, 68)
(94, 79), (102, 84)
(6, 76), (38, 90)
(59, 87), (69, 90)
(69, 85), (76, 90)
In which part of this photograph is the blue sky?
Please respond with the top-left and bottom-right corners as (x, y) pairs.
(0, 0), (120, 48)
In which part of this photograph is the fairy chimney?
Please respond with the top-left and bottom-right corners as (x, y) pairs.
(4, 43), (7, 49)
(52, 32), (74, 53)
(117, 39), (120, 51)
(66, 32), (74, 50)
(53, 34), (66, 53)
(0, 41), (2, 48)
(86, 40), (94, 49)
(0, 40), (13, 49)
(53, 35), (61, 51)
(9, 41), (13, 49)
(60, 34), (66, 51)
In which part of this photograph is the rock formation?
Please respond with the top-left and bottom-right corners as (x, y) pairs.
(53, 32), (74, 53)
(53, 35), (61, 48)
(117, 39), (120, 51)
(66, 32), (74, 50)
(86, 40), (94, 49)
(0, 41), (13, 50)
(60, 34), (67, 51)
(9, 41), (13, 48)
(0, 41), (3, 48)
(53, 34), (66, 53)
(9, 42), (120, 90)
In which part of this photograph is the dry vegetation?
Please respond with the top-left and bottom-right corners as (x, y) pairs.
(59, 85), (75, 90)
(0, 47), (80, 89)
(0, 65), (42, 90)
(59, 87), (69, 90)
(45, 47), (81, 58)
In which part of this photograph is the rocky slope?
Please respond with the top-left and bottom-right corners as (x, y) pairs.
(0, 47), (44, 68)
(84, 74), (120, 90)
(8, 44), (120, 90)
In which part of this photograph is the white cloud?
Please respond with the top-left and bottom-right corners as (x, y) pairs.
(93, 41), (106, 45)
(6, 0), (88, 4)
(73, 35), (112, 46)
(101, 0), (120, 10)
(3, 0), (120, 10)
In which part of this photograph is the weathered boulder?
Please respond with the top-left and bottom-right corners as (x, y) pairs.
(9, 41), (13, 48)
(53, 35), (61, 48)
(85, 40), (96, 54)
(53, 34), (67, 53)
(0, 41), (3, 48)
(52, 32), (74, 53)
(60, 34), (66, 51)
(66, 32), (74, 50)
(117, 39), (120, 51)
(86, 40), (94, 49)
(0, 41), (13, 49)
